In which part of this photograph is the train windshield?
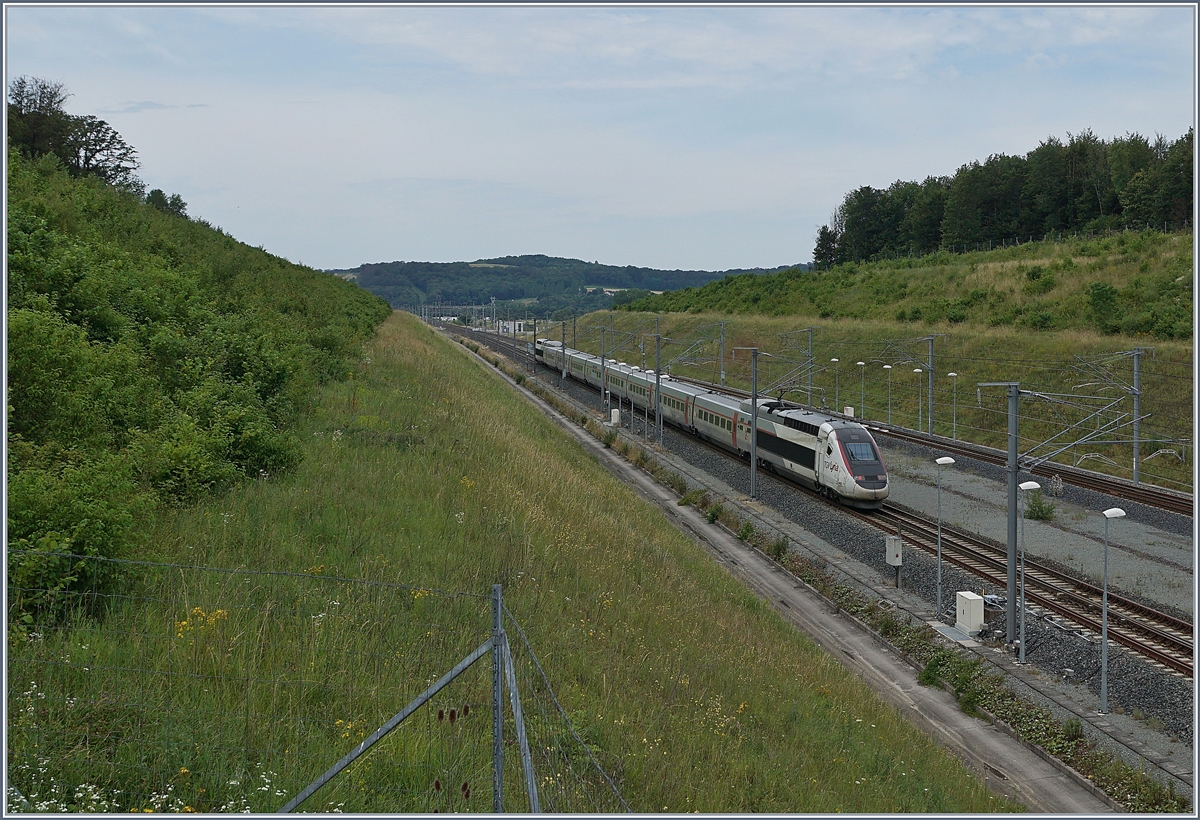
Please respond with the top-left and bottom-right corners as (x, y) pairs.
(843, 440), (878, 463)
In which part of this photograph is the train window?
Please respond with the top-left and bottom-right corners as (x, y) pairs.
(844, 441), (878, 462)
(826, 446), (832, 455)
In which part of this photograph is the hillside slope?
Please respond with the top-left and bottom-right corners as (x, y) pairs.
(7, 311), (1015, 813)
(7, 149), (391, 595)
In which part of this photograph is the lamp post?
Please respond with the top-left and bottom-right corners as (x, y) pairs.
(1100, 507), (1125, 713)
(1017, 480), (1041, 664)
(857, 361), (866, 419)
(935, 457), (955, 620)
(948, 372), (958, 440)
(883, 364), (893, 424)
(913, 368), (923, 430)
(831, 358), (839, 411)
(733, 347), (760, 499)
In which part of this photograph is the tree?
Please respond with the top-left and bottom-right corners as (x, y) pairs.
(7, 76), (74, 161)
(812, 225), (838, 268)
(898, 176), (949, 255)
(146, 188), (188, 218)
(61, 115), (140, 187)
(1108, 132), (1155, 197)
(8, 76), (141, 188)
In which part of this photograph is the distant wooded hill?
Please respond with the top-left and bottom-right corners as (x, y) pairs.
(328, 254), (800, 317)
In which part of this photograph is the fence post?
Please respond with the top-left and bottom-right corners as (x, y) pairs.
(503, 634), (541, 812)
(492, 584), (504, 812)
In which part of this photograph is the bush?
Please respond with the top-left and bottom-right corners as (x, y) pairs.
(706, 504), (723, 524)
(600, 429), (617, 448)
(737, 521), (755, 541)
(767, 536), (789, 561)
(662, 472), (688, 495)
(1024, 491), (1055, 521)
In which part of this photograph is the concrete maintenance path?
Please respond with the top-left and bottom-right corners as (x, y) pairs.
(478, 350), (1116, 814)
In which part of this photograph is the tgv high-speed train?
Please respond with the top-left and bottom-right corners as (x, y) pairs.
(535, 339), (888, 509)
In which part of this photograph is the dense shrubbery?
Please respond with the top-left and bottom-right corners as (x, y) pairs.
(7, 149), (391, 605)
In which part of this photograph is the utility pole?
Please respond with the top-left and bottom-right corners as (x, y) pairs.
(733, 347), (760, 499)
(751, 349), (758, 499)
(655, 334), (663, 447)
(927, 335), (936, 436)
(719, 321), (726, 387)
(1132, 348), (1142, 485)
(601, 329), (608, 417)
(806, 328), (813, 405)
(979, 382), (1021, 642)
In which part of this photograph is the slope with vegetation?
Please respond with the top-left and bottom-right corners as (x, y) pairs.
(628, 229), (1192, 341)
(7, 312), (1020, 812)
(7, 145), (391, 608)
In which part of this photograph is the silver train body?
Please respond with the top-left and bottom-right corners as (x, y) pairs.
(536, 339), (889, 509)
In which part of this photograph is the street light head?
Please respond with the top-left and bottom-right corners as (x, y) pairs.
(883, 364), (892, 370)
(913, 368), (922, 373)
(948, 372), (958, 378)
(856, 361), (865, 366)
(831, 358), (839, 363)
(1018, 481), (1041, 492)
(935, 456), (955, 466)
(1103, 508), (1126, 519)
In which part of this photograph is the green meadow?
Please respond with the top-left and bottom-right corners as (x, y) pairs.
(8, 312), (1018, 813)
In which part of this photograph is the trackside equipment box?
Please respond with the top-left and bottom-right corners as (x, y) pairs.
(885, 535), (903, 567)
(956, 592), (984, 635)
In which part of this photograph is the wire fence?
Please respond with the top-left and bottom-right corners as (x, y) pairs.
(6, 552), (628, 813)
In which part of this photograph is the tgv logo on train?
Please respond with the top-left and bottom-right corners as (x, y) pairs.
(536, 339), (889, 510)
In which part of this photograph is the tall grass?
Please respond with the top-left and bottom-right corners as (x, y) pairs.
(8, 313), (1017, 813)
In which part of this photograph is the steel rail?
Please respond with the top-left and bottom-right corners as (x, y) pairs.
(861, 506), (1192, 677)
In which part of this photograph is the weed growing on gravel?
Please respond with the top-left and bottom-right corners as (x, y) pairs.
(767, 537), (789, 562)
(1024, 491), (1056, 521)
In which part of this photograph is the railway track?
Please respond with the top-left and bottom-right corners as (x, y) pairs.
(855, 504), (1194, 678)
(450, 325), (1195, 676)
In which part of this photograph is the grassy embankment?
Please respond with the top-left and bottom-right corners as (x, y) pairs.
(7, 312), (1017, 814)
(594, 233), (1193, 492)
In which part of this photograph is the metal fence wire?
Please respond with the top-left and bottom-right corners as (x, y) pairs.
(6, 551), (628, 813)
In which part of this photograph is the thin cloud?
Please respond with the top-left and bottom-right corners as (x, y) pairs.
(103, 100), (173, 113)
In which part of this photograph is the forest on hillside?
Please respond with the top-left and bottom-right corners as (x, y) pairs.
(330, 254), (797, 316)
(814, 129), (1193, 267)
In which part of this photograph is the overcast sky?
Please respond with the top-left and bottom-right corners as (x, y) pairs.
(5, 4), (1195, 271)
